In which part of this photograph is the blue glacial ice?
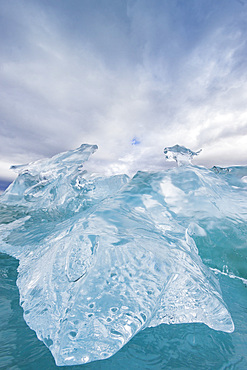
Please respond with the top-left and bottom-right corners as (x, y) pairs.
(1, 143), (246, 366)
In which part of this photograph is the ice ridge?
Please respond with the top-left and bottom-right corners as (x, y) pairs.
(0, 144), (240, 366)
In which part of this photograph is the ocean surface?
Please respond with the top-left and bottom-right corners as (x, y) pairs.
(0, 144), (247, 369)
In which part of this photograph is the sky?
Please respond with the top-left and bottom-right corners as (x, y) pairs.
(1, 0), (247, 188)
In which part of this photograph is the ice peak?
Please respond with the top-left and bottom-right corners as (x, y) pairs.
(164, 145), (201, 166)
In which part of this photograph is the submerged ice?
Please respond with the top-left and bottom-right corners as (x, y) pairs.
(1, 144), (247, 366)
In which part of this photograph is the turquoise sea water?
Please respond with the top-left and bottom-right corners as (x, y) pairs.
(1, 252), (247, 369)
(0, 145), (247, 369)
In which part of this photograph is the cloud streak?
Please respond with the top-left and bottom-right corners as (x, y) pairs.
(1, 0), (247, 185)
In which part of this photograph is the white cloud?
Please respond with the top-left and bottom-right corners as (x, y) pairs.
(0, 0), (247, 185)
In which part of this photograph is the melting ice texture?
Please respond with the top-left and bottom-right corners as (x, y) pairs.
(0, 144), (247, 366)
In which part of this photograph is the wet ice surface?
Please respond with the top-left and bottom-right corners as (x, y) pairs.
(0, 144), (246, 366)
(1, 253), (247, 370)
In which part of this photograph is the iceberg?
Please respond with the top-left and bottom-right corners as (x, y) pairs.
(1, 144), (245, 366)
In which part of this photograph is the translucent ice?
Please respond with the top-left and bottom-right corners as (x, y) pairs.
(1, 144), (245, 366)
(164, 144), (201, 165)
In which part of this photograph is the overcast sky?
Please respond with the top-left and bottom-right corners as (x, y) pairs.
(1, 0), (247, 186)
